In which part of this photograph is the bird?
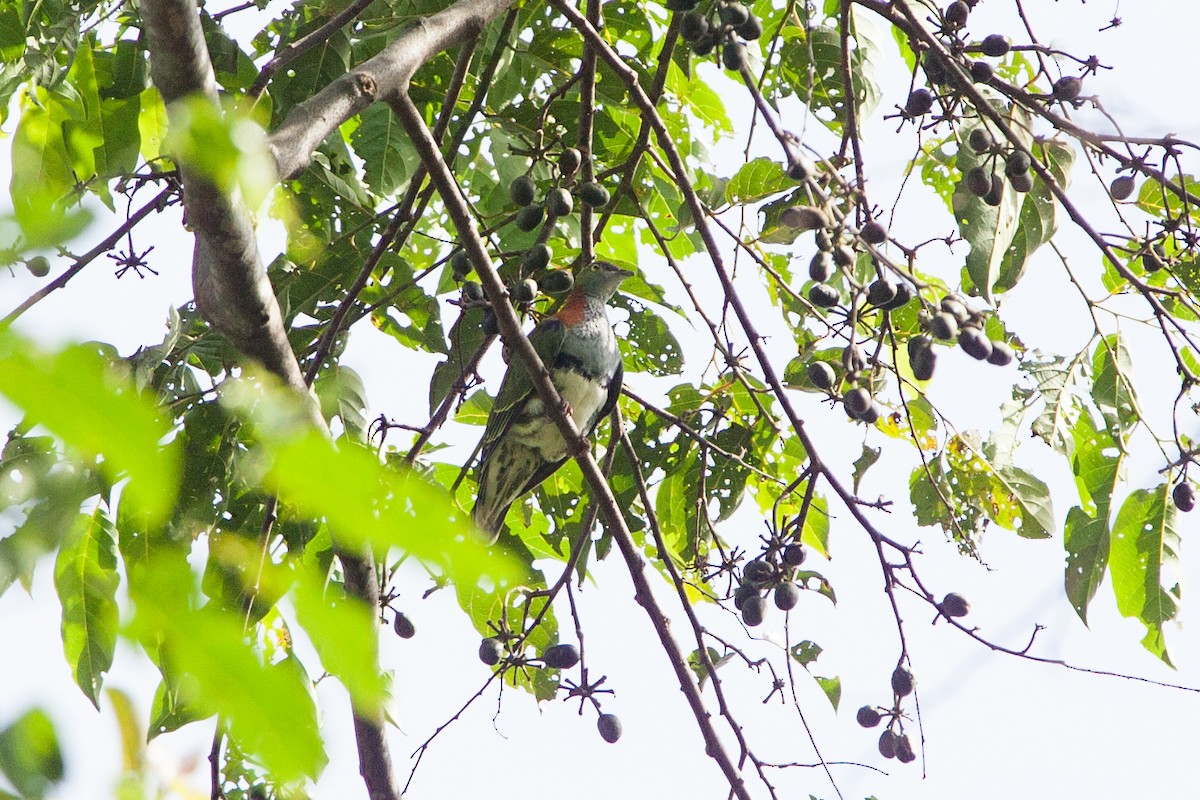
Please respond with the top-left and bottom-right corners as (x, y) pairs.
(472, 260), (633, 543)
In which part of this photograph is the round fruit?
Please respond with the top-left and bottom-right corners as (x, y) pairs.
(968, 127), (992, 154)
(733, 582), (759, 610)
(741, 595), (767, 627)
(930, 311), (958, 341)
(393, 612), (416, 639)
(736, 14), (763, 40)
(1110, 175), (1135, 201)
(970, 59), (993, 83)
(896, 734), (916, 763)
(478, 637), (504, 665)
(781, 205), (831, 231)
(744, 559), (775, 585)
(843, 343), (866, 373)
(1005, 151), (1031, 178)
(722, 41), (746, 71)
(1173, 482), (1196, 513)
(523, 242), (552, 272)
(832, 243), (856, 268)
(982, 174), (1005, 207)
(1010, 171), (1034, 193)
(1052, 75), (1082, 102)
(787, 157), (816, 181)
(923, 51), (947, 85)
(814, 229), (833, 250)
(905, 88), (934, 116)
(540, 269), (574, 294)
(774, 582), (801, 611)
(958, 327), (993, 360)
(691, 33), (718, 56)
(461, 281), (484, 303)
(940, 296), (970, 323)
(543, 643), (581, 669)
(857, 404), (880, 424)
(482, 309), (499, 337)
(856, 705), (882, 728)
(987, 341), (1015, 366)
(665, 0), (696, 9)
(940, 592), (970, 617)
(547, 187), (573, 217)
(944, 0), (969, 26)
(910, 340), (937, 382)
(867, 277), (897, 307)
(25, 256), (51, 277)
(1142, 245), (1165, 273)
(807, 361), (837, 390)
(980, 33), (1009, 57)
(883, 282), (915, 310)
(861, 220), (887, 245)
(579, 181), (610, 208)
(878, 729), (899, 759)
(718, 1), (750, 27)
(891, 665), (915, 697)
(808, 283), (840, 308)
(559, 147), (582, 176)
(450, 249), (472, 278)
(782, 543), (807, 567)
(509, 175), (536, 207)
(966, 166), (992, 198)
(680, 10), (710, 41)
(513, 277), (539, 303)
(809, 251), (835, 282)
(597, 713), (623, 743)
(515, 204), (545, 231)
(843, 387), (873, 418)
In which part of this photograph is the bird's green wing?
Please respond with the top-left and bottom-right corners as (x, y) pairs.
(479, 317), (566, 454)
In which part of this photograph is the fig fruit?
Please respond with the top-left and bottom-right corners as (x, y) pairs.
(681, 11), (710, 41)
(910, 339), (936, 381)
(982, 174), (1005, 207)
(451, 249), (472, 278)
(25, 256), (51, 277)
(733, 582), (759, 610)
(1010, 171), (1034, 193)
(882, 282), (914, 310)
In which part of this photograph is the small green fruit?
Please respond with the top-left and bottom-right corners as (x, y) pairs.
(450, 249), (472, 278)
(523, 243), (552, 272)
(515, 204), (545, 232)
(509, 174), (536, 207)
(461, 281), (484, 303)
(579, 181), (610, 208)
(539, 269), (575, 294)
(513, 278), (539, 303)
(25, 256), (50, 277)
(547, 187), (573, 217)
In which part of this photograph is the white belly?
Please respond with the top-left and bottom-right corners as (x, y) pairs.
(511, 369), (610, 462)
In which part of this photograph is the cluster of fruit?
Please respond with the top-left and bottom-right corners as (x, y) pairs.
(675, 0), (760, 71)
(732, 543), (807, 627)
(451, 150), (613, 333)
(477, 636), (623, 742)
(962, 127), (1036, 201)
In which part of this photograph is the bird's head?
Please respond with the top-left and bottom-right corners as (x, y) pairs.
(575, 260), (634, 301)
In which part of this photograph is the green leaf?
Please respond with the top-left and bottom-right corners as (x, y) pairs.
(1110, 485), (1180, 665)
(1025, 348), (1090, 457)
(614, 296), (684, 376)
(851, 444), (881, 494)
(314, 365), (369, 441)
(814, 675), (841, 711)
(724, 158), (795, 206)
(53, 508), (119, 709)
(954, 120), (1025, 304)
(778, 15), (880, 136)
(790, 639), (822, 667)
(1063, 411), (1125, 623)
(0, 709), (63, 799)
(1090, 333), (1140, 441)
(351, 102), (418, 196)
(0, 331), (180, 524)
(9, 87), (92, 246)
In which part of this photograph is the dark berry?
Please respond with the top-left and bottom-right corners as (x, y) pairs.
(509, 175), (536, 207)
(579, 181), (610, 208)
(940, 296), (970, 323)
(393, 612), (416, 639)
(987, 341), (1015, 366)
(1052, 75), (1083, 102)
(744, 559), (775, 585)
(774, 582), (801, 611)
(861, 219), (888, 245)
(540, 269), (574, 294)
(736, 14), (763, 40)
(856, 705), (882, 728)
(515, 204), (544, 231)
(733, 582), (759, 610)
(910, 338), (937, 381)
(787, 157), (815, 181)
(966, 166), (992, 198)
(1005, 151), (1031, 178)
(982, 174), (1005, 207)
(891, 665), (915, 697)
(878, 729), (899, 759)
(967, 127), (992, 154)
(980, 34), (1009, 57)
(478, 637), (504, 665)
(896, 734), (916, 763)
(1110, 175), (1135, 201)
(958, 327), (993, 360)
(969, 60), (993, 83)
(807, 361), (837, 390)
(882, 282), (915, 310)
(1010, 171), (1034, 193)
(905, 88), (934, 116)
(944, 1), (969, 27)
(809, 283), (840, 308)
(482, 309), (499, 337)
(543, 643), (581, 669)
(680, 11), (709, 41)
(547, 187), (573, 217)
(867, 277), (897, 307)
(741, 595), (767, 627)
(940, 593), (970, 617)
(558, 147), (581, 176)
(809, 251), (835, 282)
(523, 243), (552, 272)
(722, 41), (746, 71)
(461, 281), (484, 303)
(930, 311), (958, 341)
(843, 387), (873, 418)
(597, 713), (623, 743)
(782, 543), (807, 567)
(1174, 482), (1195, 513)
(718, 2), (750, 27)
(450, 249), (472, 278)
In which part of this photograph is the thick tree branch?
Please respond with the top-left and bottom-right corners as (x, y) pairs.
(390, 91), (754, 800)
(269, 0), (517, 180)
